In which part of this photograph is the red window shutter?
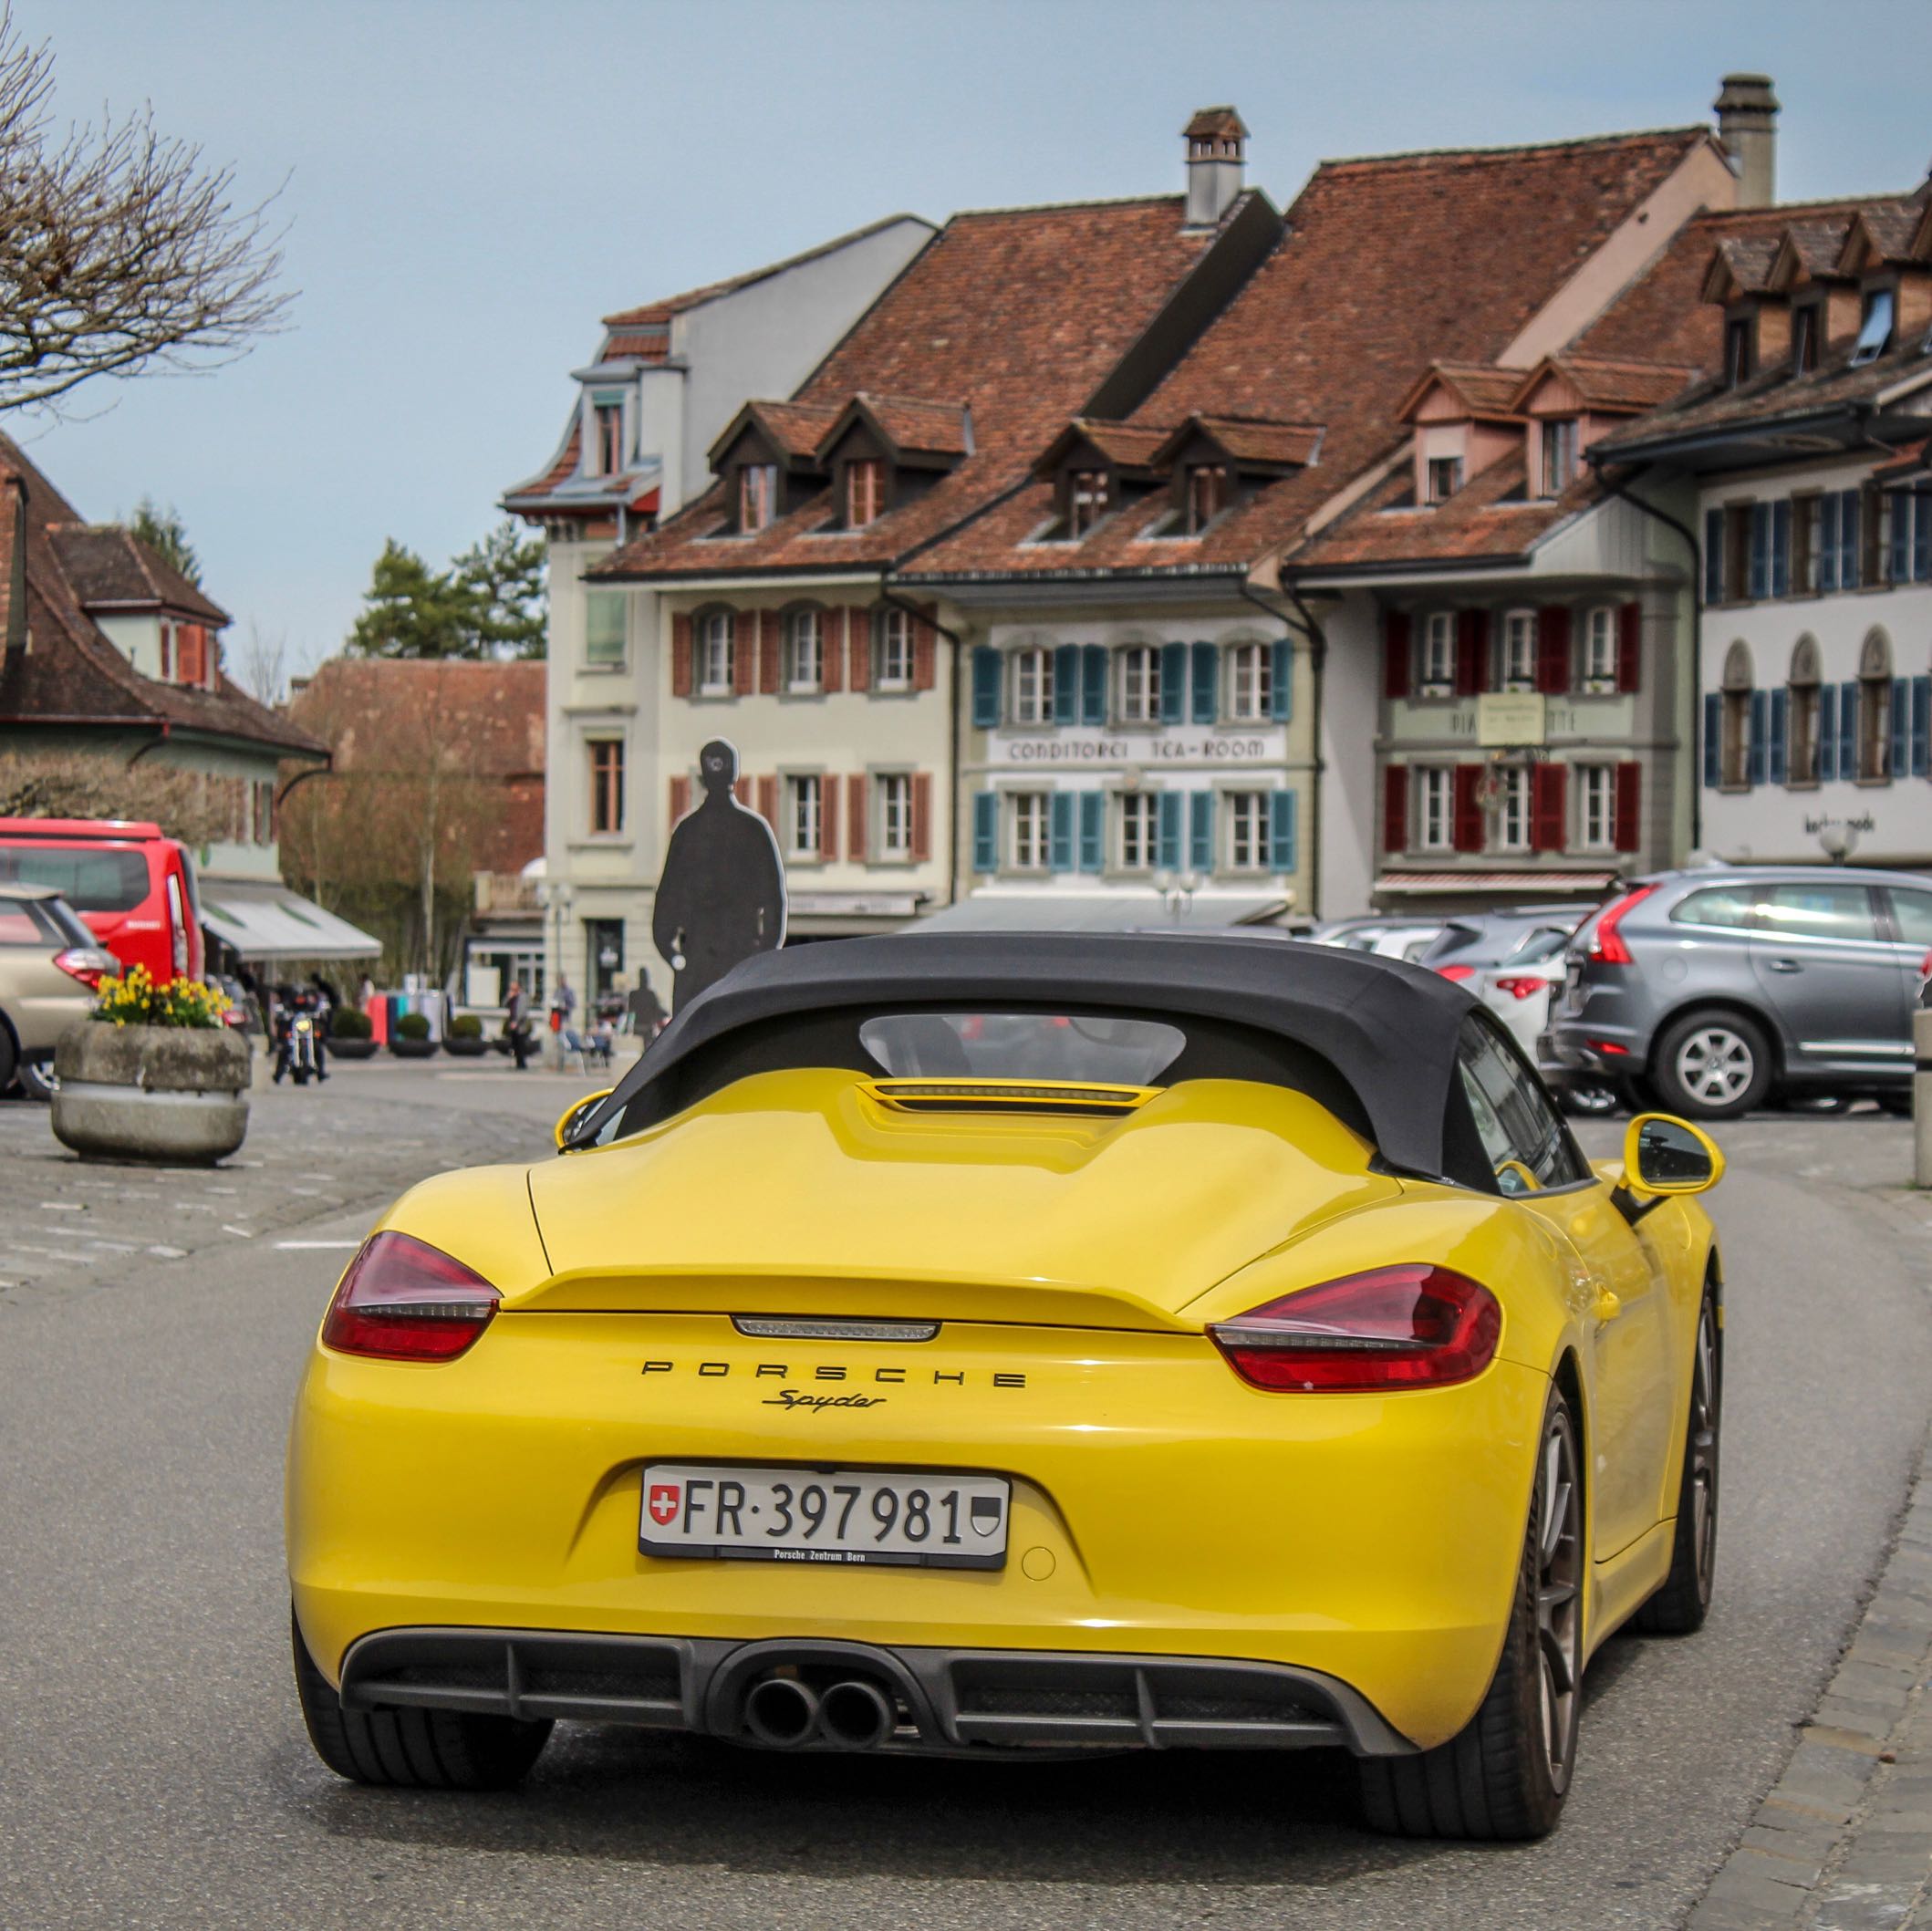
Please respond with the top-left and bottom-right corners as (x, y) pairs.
(1382, 609), (1411, 699)
(847, 607), (872, 692)
(1536, 607), (1571, 695)
(1455, 609), (1485, 698)
(819, 775), (839, 859)
(910, 773), (932, 861)
(1452, 765), (1484, 853)
(847, 774), (868, 861)
(1616, 601), (1641, 694)
(669, 773), (691, 825)
(1532, 762), (1567, 854)
(822, 609), (846, 692)
(177, 625), (204, 686)
(912, 607), (937, 691)
(733, 775), (750, 805)
(732, 616), (755, 697)
(670, 614), (693, 697)
(758, 611), (780, 694)
(1382, 764), (1407, 854)
(1614, 761), (1641, 852)
(756, 773), (778, 833)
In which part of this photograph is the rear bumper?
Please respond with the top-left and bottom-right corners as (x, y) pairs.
(335, 1624), (1415, 1758)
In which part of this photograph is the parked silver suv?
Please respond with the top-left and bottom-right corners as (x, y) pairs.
(1543, 865), (1932, 1121)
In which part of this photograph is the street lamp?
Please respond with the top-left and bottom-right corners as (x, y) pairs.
(1153, 867), (1201, 923)
(1817, 823), (1860, 866)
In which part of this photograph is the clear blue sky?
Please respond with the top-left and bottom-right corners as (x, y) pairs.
(22, 0), (1932, 678)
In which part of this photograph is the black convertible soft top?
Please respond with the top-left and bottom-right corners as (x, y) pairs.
(576, 932), (1485, 1180)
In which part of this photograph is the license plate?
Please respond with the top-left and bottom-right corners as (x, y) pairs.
(1563, 963), (1583, 1009)
(639, 1462), (1010, 1570)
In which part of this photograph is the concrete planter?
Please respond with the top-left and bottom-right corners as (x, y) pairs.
(443, 1033), (488, 1058)
(51, 1023), (251, 1166)
(328, 1037), (379, 1061)
(390, 1037), (440, 1060)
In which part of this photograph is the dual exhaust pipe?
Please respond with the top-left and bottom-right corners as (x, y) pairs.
(743, 1673), (897, 1751)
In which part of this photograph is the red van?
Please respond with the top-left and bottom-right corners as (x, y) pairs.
(0, 818), (205, 982)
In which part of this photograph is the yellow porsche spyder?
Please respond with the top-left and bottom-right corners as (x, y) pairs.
(286, 933), (1724, 1841)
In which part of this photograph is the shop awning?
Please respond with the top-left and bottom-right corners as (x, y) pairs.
(914, 891), (1293, 933)
(1375, 871), (1620, 897)
(199, 880), (382, 962)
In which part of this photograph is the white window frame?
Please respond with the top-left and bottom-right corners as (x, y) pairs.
(784, 609), (823, 692)
(1541, 418), (1577, 498)
(699, 611), (734, 696)
(1500, 610), (1537, 692)
(876, 607), (913, 691)
(786, 773), (822, 859)
(1577, 764), (1615, 853)
(593, 400), (624, 477)
(1228, 641), (1272, 722)
(1226, 790), (1268, 872)
(1494, 766), (1531, 853)
(1419, 613), (1455, 697)
(1117, 792), (1157, 870)
(877, 771), (913, 857)
(1581, 607), (1617, 693)
(1426, 455), (1463, 504)
(1009, 791), (1048, 871)
(1118, 645), (1160, 723)
(1416, 767), (1453, 852)
(1011, 646), (1053, 725)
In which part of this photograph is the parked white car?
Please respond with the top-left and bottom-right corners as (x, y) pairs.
(1473, 927), (1618, 1116)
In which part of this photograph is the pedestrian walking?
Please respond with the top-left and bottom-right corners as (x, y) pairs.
(503, 978), (534, 1071)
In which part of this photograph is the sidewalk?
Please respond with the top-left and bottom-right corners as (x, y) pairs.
(1691, 1163), (1932, 1930)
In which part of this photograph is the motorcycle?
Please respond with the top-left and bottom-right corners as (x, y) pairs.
(273, 991), (328, 1086)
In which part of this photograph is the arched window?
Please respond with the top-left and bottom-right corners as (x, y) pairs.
(1787, 636), (1821, 785)
(695, 606), (735, 695)
(1858, 628), (1894, 781)
(1720, 641), (1753, 789)
(781, 604), (825, 692)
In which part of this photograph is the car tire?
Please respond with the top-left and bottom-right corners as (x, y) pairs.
(16, 1053), (54, 1101)
(1652, 1010), (1772, 1121)
(1634, 1284), (1720, 1635)
(1879, 1092), (1914, 1119)
(0, 1020), (16, 1097)
(292, 1612), (552, 1790)
(1359, 1386), (1582, 1841)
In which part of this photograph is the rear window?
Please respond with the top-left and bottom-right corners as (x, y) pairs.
(858, 1012), (1185, 1086)
(0, 844), (151, 912)
(1503, 926), (1571, 965)
(1670, 886), (1756, 930)
(0, 898), (63, 945)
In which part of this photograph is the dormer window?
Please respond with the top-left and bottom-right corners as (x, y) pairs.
(1791, 304), (1821, 375)
(1185, 463), (1228, 534)
(593, 400), (624, 476)
(847, 460), (885, 528)
(1540, 420), (1577, 498)
(1724, 317), (1753, 389)
(1426, 456), (1463, 504)
(739, 463), (776, 533)
(1070, 469), (1110, 537)
(1851, 286), (1895, 367)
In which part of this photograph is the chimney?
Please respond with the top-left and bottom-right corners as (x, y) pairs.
(1183, 107), (1247, 230)
(1714, 73), (1779, 210)
(2, 475), (26, 662)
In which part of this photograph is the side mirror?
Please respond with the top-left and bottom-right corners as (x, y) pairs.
(1623, 1112), (1725, 1197)
(555, 1087), (614, 1154)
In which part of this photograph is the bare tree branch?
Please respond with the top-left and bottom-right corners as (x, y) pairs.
(0, 5), (292, 419)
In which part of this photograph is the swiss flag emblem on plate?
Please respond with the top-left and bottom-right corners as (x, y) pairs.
(647, 1482), (680, 1526)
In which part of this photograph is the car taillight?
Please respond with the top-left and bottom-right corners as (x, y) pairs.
(320, 1231), (500, 1362)
(1435, 963), (1475, 982)
(1492, 976), (1547, 1001)
(1585, 885), (1657, 966)
(53, 947), (115, 989)
(1208, 1265), (1501, 1393)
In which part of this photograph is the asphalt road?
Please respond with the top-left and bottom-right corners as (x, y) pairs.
(1, 1102), (1928, 1930)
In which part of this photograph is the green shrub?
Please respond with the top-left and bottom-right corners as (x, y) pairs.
(449, 1012), (483, 1040)
(331, 1006), (373, 1040)
(395, 1011), (431, 1041)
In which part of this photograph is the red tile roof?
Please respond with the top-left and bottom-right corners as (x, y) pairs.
(1156, 414), (1324, 468)
(597, 194), (1239, 582)
(1514, 354), (1697, 412)
(835, 393), (972, 458)
(46, 524), (231, 625)
(1033, 419), (1171, 476)
(1397, 362), (1527, 422)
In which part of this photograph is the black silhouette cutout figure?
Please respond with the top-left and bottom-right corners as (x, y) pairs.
(652, 739), (786, 1013)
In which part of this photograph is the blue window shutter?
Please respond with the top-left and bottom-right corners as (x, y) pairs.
(1748, 503), (1770, 600)
(1748, 690), (1769, 785)
(1052, 644), (1078, 724)
(1839, 680), (1858, 776)
(1269, 791), (1297, 873)
(1771, 501), (1792, 597)
(1818, 495), (1839, 592)
(1081, 645), (1107, 725)
(1913, 677), (1932, 777)
(1891, 493), (1913, 586)
(1916, 494), (1932, 582)
(971, 647), (1002, 729)
(1157, 793), (1182, 870)
(1840, 490), (1861, 589)
(1768, 689), (1788, 784)
(1189, 642), (1219, 723)
(1077, 792), (1104, 871)
(1049, 792), (1075, 872)
(1892, 678), (1912, 779)
(971, 793), (998, 872)
(1818, 684), (1838, 781)
(1189, 791), (1214, 872)
(1271, 639), (1292, 721)
(1159, 642), (1187, 724)
(1702, 509), (1724, 603)
(1702, 692), (1722, 788)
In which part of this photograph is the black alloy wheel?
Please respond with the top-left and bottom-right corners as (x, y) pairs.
(1635, 1286), (1720, 1635)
